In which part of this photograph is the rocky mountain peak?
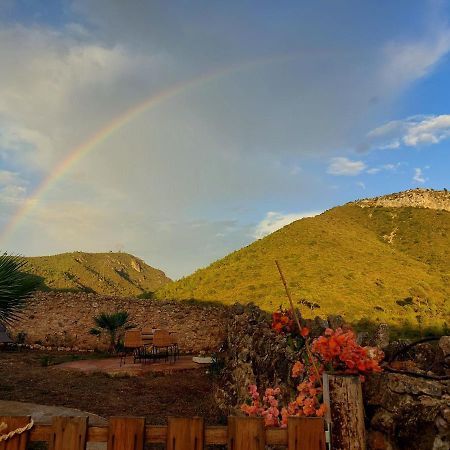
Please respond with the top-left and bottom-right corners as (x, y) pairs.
(353, 188), (450, 211)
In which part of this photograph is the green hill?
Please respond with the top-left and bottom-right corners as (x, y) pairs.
(156, 189), (450, 331)
(25, 252), (171, 297)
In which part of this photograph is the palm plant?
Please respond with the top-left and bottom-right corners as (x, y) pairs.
(90, 311), (133, 352)
(0, 253), (39, 327)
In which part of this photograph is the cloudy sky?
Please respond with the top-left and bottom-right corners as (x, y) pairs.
(0, 0), (449, 279)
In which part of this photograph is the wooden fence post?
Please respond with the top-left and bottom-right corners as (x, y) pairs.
(166, 417), (204, 450)
(288, 417), (326, 450)
(0, 416), (31, 450)
(325, 374), (366, 450)
(49, 416), (87, 450)
(107, 417), (145, 450)
(227, 417), (265, 450)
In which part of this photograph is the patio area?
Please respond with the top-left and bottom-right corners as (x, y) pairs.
(54, 355), (201, 376)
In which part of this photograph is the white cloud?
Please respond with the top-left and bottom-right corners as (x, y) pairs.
(0, 24), (165, 169)
(0, 184), (27, 206)
(327, 157), (367, 176)
(380, 27), (450, 90)
(413, 168), (426, 184)
(365, 115), (450, 150)
(254, 211), (320, 239)
(0, 170), (21, 186)
(366, 162), (402, 175)
(403, 115), (450, 146)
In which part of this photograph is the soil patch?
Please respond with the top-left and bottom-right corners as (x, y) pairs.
(0, 350), (223, 425)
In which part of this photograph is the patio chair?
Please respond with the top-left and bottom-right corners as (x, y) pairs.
(120, 329), (143, 365)
(152, 329), (177, 363)
(141, 327), (154, 346)
(169, 332), (180, 361)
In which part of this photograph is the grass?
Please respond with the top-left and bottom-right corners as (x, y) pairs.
(156, 203), (450, 330)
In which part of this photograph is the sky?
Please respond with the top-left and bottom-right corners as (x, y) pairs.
(0, 0), (449, 279)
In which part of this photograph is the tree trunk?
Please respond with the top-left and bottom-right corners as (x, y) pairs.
(323, 374), (366, 450)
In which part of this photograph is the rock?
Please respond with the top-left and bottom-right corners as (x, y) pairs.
(357, 331), (370, 346)
(364, 372), (450, 450)
(439, 337), (450, 358)
(367, 430), (394, 450)
(412, 343), (437, 371)
(328, 315), (345, 329)
(371, 323), (390, 349)
(371, 410), (395, 434)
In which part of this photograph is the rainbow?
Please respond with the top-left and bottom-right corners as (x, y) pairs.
(0, 54), (297, 245)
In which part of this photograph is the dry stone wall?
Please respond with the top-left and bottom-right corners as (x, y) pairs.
(11, 292), (228, 353)
(217, 304), (450, 450)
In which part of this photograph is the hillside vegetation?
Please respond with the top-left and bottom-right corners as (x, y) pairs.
(25, 252), (171, 297)
(156, 189), (450, 331)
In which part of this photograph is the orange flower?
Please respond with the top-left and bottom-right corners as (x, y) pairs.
(292, 361), (305, 378)
(300, 327), (310, 337)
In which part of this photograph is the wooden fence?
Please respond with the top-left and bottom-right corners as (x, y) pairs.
(0, 415), (327, 450)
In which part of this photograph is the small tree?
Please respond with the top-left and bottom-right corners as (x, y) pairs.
(0, 253), (39, 327)
(90, 311), (133, 352)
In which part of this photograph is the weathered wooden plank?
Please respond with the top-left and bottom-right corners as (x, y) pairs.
(29, 425), (51, 442)
(145, 425), (166, 443)
(204, 426), (227, 444)
(322, 373), (332, 426)
(328, 375), (365, 450)
(227, 417), (265, 450)
(107, 417), (145, 450)
(288, 417), (326, 450)
(166, 417), (204, 450)
(0, 416), (31, 450)
(29, 418), (318, 447)
(267, 428), (287, 445)
(49, 416), (87, 450)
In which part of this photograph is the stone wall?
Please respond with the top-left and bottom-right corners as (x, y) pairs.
(11, 292), (228, 353)
(364, 373), (449, 450)
(214, 304), (298, 412)
(216, 303), (450, 450)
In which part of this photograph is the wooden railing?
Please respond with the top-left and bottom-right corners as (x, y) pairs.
(0, 415), (327, 450)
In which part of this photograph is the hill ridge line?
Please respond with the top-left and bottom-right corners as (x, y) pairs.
(351, 188), (450, 211)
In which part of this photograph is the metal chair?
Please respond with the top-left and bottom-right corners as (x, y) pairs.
(152, 329), (176, 363)
(169, 332), (180, 361)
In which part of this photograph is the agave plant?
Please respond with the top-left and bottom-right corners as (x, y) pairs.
(0, 253), (38, 327)
(90, 311), (133, 352)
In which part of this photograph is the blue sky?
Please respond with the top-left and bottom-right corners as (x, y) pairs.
(0, 0), (449, 278)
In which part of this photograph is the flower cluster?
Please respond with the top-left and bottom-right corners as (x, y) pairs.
(271, 307), (309, 337)
(287, 362), (327, 417)
(241, 321), (384, 427)
(271, 308), (295, 334)
(240, 385), (288, 427)
(312, 328), (383, 379)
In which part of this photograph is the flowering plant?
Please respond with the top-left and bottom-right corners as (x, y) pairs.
(241, 385), (289, 427)
(241, 319), (384, 426)
(271, 307), (309, 337)
(312, 327), (383, 380)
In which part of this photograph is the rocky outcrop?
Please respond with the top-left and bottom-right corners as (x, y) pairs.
(364, 373), (449, 450)
(11, 292), (228, 353)
(353, 188), (450, 211)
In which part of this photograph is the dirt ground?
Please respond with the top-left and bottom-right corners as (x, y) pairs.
(0, 350), (225, 425)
